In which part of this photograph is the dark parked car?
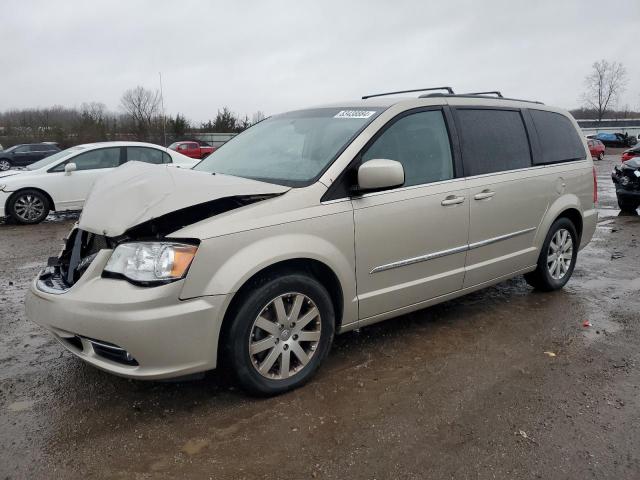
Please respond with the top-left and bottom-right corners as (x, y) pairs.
(611, 157), (640, 212)
(595, 132), (637, 148)
(0, 143), (61, 171)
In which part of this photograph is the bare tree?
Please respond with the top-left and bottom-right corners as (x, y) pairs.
(120, 86), (161, 139)
(80, 102), (107, 124)
(251, 110), (266, 124)
(582, 60), (627, 122)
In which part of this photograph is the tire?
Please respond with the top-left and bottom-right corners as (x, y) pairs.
(0, 158), (11, 171)
(524, 218), (578, 292)
(7, 189), (50, 224)
(598, 152), (604, 161)
(617, 197), (639, 213)
(224, 272), (335, 396)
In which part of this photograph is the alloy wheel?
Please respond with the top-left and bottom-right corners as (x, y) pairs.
(547, 228), (573, 280)
(248, 292), (322, 380)
(0, 160), (10, 171)
(14, 194), (45, 222)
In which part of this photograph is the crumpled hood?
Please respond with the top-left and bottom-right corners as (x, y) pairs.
(79, 161), (290, 237)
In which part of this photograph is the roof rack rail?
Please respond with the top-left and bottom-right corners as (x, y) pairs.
(418, 92), (543, 104)
(362, 86), (454, 100)
(463, 91), (503, 98)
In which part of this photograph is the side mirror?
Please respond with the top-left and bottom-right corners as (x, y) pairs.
(64, 162), (77, 174)
(355, 159), (404, 193)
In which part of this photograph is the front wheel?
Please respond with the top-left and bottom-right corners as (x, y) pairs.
(0, 158), (11, 171)
(7, 189), (50, 224)
(598, 152), (604, 161)
(525, 218), (578, 291)
(617, 196), (639, 213)
(224, 273), (335, 396)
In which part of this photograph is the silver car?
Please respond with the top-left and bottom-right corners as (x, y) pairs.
(26, 89), (598, 395)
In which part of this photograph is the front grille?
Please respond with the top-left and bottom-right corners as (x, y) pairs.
(37, 228), (112, 293)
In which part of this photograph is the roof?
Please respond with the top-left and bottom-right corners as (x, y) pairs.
(307, 87), (549, 111)
(73, 141), (168, 149)
(311, 95), (554, 112)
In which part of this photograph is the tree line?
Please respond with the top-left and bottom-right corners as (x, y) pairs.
(0, 86), (266, 149)
(1, 62), (636, 149)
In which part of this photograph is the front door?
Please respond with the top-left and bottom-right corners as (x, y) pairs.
(12, 146), (36, 166)
(352, 108), (469, 320)
(47, 147), (122, 210)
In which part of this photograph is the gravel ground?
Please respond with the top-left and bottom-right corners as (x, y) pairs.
(0, 153), (638, 479)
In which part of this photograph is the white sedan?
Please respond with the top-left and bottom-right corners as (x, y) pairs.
(0, 141), (199, 224)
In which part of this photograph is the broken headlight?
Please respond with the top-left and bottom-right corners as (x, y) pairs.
(104, 242), (198, 284)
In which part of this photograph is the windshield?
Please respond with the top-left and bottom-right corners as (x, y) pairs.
(193, 107), (384, 186)
(26, 146), (86, 170)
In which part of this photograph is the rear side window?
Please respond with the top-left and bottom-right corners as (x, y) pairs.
(529, 110), (585, 164)
(456, 109), (532, 176)
(127, 147), (166, 164)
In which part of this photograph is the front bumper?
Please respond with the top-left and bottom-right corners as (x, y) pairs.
(615, 187), (640, 202)
(580, 208), (598, 250)
(25, 250), (228, 379)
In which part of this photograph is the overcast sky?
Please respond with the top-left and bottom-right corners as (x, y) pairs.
(2, 0), (639, 122)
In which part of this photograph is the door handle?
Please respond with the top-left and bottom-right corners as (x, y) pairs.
(474, 190), (495, 200)
(441, 195), (465, 206)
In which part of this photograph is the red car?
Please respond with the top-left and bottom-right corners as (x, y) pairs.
(621, 145), (640, 163)
(587, 139), (605, 160)
(168, 141), (215, 159)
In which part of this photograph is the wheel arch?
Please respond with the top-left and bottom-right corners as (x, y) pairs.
(556, 207), (583, 241)
(534, 195), (585, 251)
(222, 257), (344, 328)
(6, 187), (56, 213)
(216, 257), (346, 367)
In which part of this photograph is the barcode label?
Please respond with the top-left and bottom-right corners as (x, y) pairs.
(334, 110), (376, 119)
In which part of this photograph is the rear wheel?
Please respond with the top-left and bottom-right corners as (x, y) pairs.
(525, 218), (578, 291)
(0, 159), (11, 171)
(224, 273), (335, 396)
(8, 189), (50, 224)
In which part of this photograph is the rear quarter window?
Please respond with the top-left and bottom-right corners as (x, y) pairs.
(529, 110), (585, 164)
(456, 108), (532, 176)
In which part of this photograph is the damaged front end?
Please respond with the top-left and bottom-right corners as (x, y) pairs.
(37, 229), (113, 294)
(612, 158), (640, 211)
(35, 162), (290, 293)
(37, 193), (279, 293)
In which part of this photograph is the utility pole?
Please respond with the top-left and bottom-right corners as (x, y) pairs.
(159, 72), (167, 146)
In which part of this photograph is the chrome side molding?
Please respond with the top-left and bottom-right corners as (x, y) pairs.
(370, 226), (536, 274)
(467, 227), (536, 251)
(370, 245), (468, 274)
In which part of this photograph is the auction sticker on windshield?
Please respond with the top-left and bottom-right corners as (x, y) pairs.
(334, 110), (377, 119)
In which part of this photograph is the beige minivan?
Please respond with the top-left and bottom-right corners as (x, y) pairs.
(26, 88), (598, 395)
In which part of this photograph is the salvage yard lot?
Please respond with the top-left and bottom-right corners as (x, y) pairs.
(1, 155), (639, 479)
